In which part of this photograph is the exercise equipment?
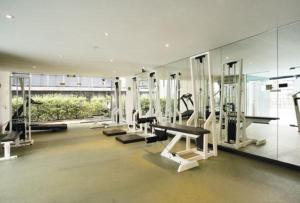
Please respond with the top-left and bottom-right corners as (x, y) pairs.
(6, 73), (34, 147)
(290, 91), (300, 132)
(180, 93), (194, 119)
(101, 77), (128, 136)
(0, 131), (20, 161)
(6, 97), (67, 133)
(115, 71), (159, 143)
(165, 72), (182, 124)
(219, 60), (278, 149)
(145, 52), (217, 172)
(115, 76), (143, 143)
(151, 123), (216, 172)
(186, 52), (217, 152)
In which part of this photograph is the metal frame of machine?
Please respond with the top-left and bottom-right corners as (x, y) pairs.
(149, 52), (217, 172)
(165, 72), (182, 124)
(218, 60), (278, 149)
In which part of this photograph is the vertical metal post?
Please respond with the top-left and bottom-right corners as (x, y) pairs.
(235, 60), (243, 148)
(9, 75), (12, 133)
(206, 53), (217, 156)
(219, 65), (225, 144)
(28, 74), (32, 142)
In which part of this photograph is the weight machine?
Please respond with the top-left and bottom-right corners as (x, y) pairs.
(8, 73), (34, 146)
(102, 77), (127, 135)
(148, 52), (218, 172)
(187, 52), (217, 155)
(93, 77), (127, 130)
(165, 72), (182, 124)
(110, 77), (124, 124)
(219, 60), (274, 149)
(1, 73), (33, 161)
(147, 72), (161, 121)
(115, 71), (158, 143)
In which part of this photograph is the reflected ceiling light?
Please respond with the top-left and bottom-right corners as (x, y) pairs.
(5, 14), (14, 19)
(104, 32), (109, 36)
(109, 59), (113, 62)
(165, 43), (170, 48)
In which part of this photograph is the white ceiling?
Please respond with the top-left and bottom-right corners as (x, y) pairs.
(1, 0), (300, 77)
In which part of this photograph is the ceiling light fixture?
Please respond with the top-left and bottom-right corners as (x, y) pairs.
(165, 43), (170, 48)
(110, 59), (113, 63)
(5, 14), (14, 19)
(32, 65), (37, 69)
(225, 56), (229, 59)
(104, 32), (109, 36)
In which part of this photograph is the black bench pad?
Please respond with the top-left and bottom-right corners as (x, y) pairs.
(115, 134), (144, 144)
(245, 116), (279, 120)
(151, 123), (210, 135)
(103, 129), (127, 136)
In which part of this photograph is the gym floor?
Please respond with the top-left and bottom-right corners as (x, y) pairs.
(242, 123), (300, 166)
(0, 124), (300, 203)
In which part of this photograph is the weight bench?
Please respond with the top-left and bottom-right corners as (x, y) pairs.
(245, 116), (279, 125)
(0, 131), (20, 161)
(151, 123), (217, 172)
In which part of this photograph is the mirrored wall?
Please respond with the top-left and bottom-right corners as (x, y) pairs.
(155, 20), (300, 167)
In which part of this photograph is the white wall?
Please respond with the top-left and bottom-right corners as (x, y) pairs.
(0, 71), (10, 133)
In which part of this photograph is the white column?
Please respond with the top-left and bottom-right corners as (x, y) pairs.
(0, 71), (10, 134)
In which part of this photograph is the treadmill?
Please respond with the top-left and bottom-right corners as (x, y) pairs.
(180, 93), (194, 119)
(6, 98), (67, 136)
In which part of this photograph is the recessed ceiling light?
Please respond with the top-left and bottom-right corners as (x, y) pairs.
(104, 32), (109, 36)
(225, 56), (229, 59)
(165, 43), (170, 48)
(110, 59), (113, 63)
(5, 14), (14, 19)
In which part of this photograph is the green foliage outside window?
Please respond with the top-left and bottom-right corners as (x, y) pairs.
(12, 94), (166, 122)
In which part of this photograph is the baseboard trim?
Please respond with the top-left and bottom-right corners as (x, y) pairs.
(216, 144), (300, 171)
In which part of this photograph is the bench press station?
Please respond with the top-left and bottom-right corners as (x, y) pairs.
(148, 52), (218, 172)
(151, 123), (217, 172)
